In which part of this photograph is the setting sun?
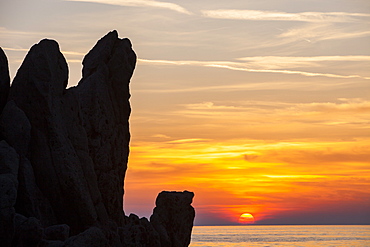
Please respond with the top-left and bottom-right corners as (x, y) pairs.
(2, 0), (369, 228)
(239, 213), (255, 224)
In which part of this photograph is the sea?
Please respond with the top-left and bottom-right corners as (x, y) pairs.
(190, 225), (370, 247)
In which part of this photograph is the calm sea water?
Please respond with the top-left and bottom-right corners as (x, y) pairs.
(190, 225), (370, 247)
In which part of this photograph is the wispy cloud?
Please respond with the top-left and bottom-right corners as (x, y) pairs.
(1, 47), (29, 52)
(239, 56), (370, 62)
(237, 56), (370, 69)
(201, 9), (370, 22)
(66, 0), (191, 14)
(151, 134), (171, 139)
(132, 82), (321, 94)
(205, 64), (368, 79)
(182, 98), (370, 115)
(167, 138), (210, 144)
(300, 98), (370, 114)
(138, 57), (370, 80)
(187, 99), (370, 131)
(2, 47), (86, 56)
(279, 23), (370, 43)
(173, 99), (370, 140)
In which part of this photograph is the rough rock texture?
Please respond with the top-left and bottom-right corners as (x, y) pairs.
(0, 100), (31, 156)
(75, 31), (135, 226)
(0, 47), (10, 113)
(0, 141), (19, 247)
(44, 224), (70, 241)
(64, 227), (108, 247)
(8, 38), (107, 233)
(12, 215), (43, 247)
(151, 191), (195, 247)
(119, 214), (161, 247)
(0, 31), (195, 246)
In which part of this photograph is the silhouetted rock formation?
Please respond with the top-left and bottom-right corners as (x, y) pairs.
(151, 191), (195, 247)
(0, 48), (10, 113)
(0, 31), (195, 246)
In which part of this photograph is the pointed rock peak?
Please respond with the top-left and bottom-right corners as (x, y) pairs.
(9, 38), (69, 102)
(32, 39), (60, 52)
(1, 32), (194, 247)
(82, 30), (136, 79)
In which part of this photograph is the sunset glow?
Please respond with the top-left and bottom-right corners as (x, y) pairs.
(239, 213), (255, 224)
(1, 0), (369, 225)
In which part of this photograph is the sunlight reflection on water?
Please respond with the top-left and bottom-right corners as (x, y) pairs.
(190, 225), (370, 247)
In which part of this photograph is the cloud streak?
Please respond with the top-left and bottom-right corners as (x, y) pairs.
(279, 23), (370, 43)
(237, 56), (370, 69)
(202, 9), (370, 22)
(66, 0), (191, 14)
(181, 99), (370, 117)
(138, 57), (370, 80)
(2, 46), (86, 56)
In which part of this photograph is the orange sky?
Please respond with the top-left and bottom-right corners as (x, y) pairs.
(126, 110), (370, 224)
(1, 0), (370, 225)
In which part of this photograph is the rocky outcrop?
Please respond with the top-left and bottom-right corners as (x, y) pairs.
(0, 31), (195, 246)
(9, 38), (104, 233)
(0, 47), (10, 113)
(0, 141), (19, 247)
(76, 31), (135, 227)
(151, 191), (195, 247)
(117, 214), (159, 247)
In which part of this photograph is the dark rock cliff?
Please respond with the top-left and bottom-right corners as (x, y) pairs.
(0, 31), (195, 246)
(0, 47), (10, 113)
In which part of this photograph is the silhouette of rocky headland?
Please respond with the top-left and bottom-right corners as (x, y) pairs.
(0, 30), (195, 247)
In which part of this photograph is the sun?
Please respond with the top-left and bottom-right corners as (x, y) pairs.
(238, 213), (255, 224)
